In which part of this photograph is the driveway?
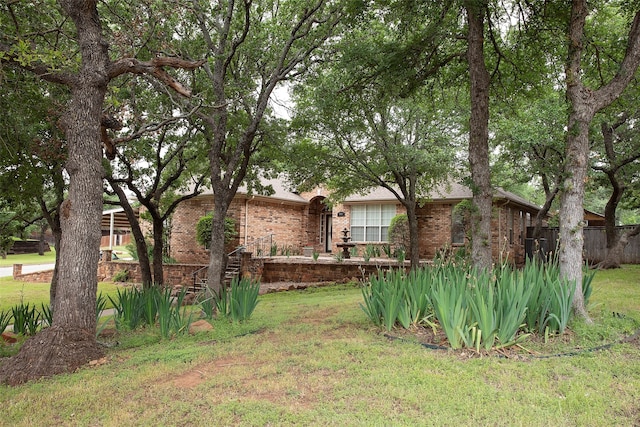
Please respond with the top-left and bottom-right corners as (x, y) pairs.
(0, 264), (55, 278)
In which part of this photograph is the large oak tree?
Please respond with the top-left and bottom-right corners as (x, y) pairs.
(560, 1), (640, 320)
(183, 0), (343, 294)
(0, 0), (201, 384)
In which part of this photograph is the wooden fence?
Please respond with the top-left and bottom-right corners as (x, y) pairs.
(531, 226), (640, 264)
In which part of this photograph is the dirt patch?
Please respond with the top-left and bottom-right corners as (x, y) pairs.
(294, 306), (341, 325)
(172, 355), (253, 389)
(234, 365), (347, 410)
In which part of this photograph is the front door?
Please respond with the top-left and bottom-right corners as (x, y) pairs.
(325, 214), (332, 252)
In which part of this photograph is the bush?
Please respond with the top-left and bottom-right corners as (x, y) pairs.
(388, 214), (409, 255)
(361, 260), (576, 350)
(108, 286), (195, 338)
(196, 214), (238, 248)
(11, 303), (41, 336)
(0, 310), (12, 334)
(215, 277), (260, 323)
(112, 269), (130, 282)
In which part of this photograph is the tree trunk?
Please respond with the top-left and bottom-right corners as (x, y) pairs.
(151, 215), (165, 286)
(49, 220), (62, 307)
(38, 224), (47, 256)
(559, 115), (591, 320)
(109, 182), (153, 287)
(206, 191), (232, 296)
(560, 2), (640, 321)
(531, 185), (559, 240)
(465, 1), (493, 271)
(599, 224), (640, 269)
(0, 0), (107, 385)
(405, 201), (420, 270)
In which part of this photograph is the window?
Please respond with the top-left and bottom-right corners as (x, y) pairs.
(508, 208), (514, 245)
(350, 204), (396, 242)
(451, 204), (465, 245)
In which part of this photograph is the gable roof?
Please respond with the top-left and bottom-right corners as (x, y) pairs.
(193, 177), (308, 205)
(237, 178), (308, 204)
(343, 182), (541, 212)
(190, 176), (541, 212)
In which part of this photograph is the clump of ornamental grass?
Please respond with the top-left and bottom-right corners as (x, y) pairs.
(361, 258), (581, 350)
(214, 277), (260, 323)
(108, 286), (195, 338)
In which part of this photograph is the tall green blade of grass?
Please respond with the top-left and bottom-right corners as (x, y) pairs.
(0, 310), (12, 334)
(155, 287), (174, 338)
(231, 277), (260, 322)
(108, 287), (142, 330)
(495, 266), (531, 345)
(403, 268), (433, 326)
(11, 302), (41, 336)
(360, 280), (383, 327)
(467, 276), (497, 350)
(431, 271), (468, 349)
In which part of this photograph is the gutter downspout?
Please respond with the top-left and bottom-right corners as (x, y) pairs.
(109, 211), (115, 249)
(244, 196), (254, 245)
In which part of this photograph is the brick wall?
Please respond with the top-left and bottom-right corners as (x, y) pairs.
(159, 189), (536, 266)
(169, 196), (243, 264)
(244, 199), (307, 252)
(253, 257), (411, 283)
(13, 268), (54, 283)
(417, 202), (457, 259)
(97, 261), (206, 287)
(333, 201), (531, 265)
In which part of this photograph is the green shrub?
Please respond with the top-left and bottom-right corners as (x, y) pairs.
(11, 302), (41, 336)
(112, 269), (130, 282)
(109, 287), (143, 330)
(108, 286), (195, 338)
(388, 214), (409, 255)
(0, 310), (12, 334)
(125, 242), (139, 260)
(361, 261), (577, 350)
(195, 214), (238, 248)
(364, 244), (381, 259)
(40, 303), (53, 329)
(198, 295), (216, 319)
(215, 277), (260, 323)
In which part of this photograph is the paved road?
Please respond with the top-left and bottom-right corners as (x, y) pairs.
(0, 264), (55, 278)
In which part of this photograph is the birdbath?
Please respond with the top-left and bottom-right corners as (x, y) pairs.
(336, 228), (356, 259)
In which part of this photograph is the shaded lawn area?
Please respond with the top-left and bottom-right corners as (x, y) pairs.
(0, 277), (122, 312)
(0, 251), (57, 267)
(0, 266), (638, 425)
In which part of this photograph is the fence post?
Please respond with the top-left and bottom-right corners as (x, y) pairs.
(12, 264), (22, 278)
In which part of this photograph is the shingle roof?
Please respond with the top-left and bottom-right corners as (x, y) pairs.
(344, 182), (541, 211)
(193, 177), (308, 204)
(191, 176), (540, 211)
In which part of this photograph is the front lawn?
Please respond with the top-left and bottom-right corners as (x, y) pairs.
(0, 250), (56, 267)
(0, 277), (122, 312)
(0, 266), (638, 425)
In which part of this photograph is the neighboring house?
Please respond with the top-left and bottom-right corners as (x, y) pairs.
(100, 207), (135, 248)
(169, 179), (542, 265)
(583, 209), (606, 227)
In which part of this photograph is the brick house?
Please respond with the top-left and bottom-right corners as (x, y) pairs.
(168, 179), (541, 265)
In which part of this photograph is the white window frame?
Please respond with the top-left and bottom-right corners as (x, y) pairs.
(350, 204), (396, 242)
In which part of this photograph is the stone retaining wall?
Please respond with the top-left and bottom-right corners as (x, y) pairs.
(11, 257), (417, 286)
(12, 264), (54, 283)
(249, 256), (413, 283)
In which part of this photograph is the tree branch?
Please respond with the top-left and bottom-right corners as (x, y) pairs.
(107, 57), (205, 97)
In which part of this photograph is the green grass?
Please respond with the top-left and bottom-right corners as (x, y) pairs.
(0, 246), (129, 267)
(0, 250), (56, 267)
(0, 277), (122, 312)
(0, 269), (639, 425)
